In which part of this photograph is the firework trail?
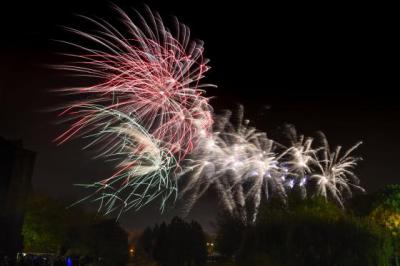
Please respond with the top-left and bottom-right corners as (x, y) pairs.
(56, 6), (364, 220)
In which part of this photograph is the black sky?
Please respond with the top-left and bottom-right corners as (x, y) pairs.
(0, 0), (398, 232)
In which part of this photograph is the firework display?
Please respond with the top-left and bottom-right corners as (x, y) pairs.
(57, 7), (363, 222)
(56, 6), (214, 159)
(179, 110), (363, 224)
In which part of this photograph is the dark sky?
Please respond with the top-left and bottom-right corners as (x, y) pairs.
(0, 0), (397, 232)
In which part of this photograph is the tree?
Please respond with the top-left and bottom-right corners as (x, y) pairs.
(189, 221), (208, 266)
(376, 185), (400, 212)
(22, 195), (68, 253)
(153, 222), (168, 265)
(368, 185), (400, 265)
(236, 197), (393, 266)
(134, 225), (159, 265)
(22, 194), (129, 266)
(136, 217), (207, 266)
(80, 219), (129, 266)
(165, 217), (189, 266)
(137, 227), (155, 258)
(215, 212), (245, 258)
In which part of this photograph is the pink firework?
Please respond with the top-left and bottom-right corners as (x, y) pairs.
(56, 6), (214, 160)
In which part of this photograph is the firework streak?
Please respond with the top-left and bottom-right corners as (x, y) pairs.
(57, 7), (363, 222)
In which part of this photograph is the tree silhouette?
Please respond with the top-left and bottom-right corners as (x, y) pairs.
(136, 217), (207, 266)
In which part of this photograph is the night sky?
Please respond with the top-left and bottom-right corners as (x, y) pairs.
(0, 0), (397, 232)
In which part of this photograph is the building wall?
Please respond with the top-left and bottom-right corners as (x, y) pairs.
(0, 137), (35, 260)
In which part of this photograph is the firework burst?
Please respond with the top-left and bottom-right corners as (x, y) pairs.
(56, 5), (214, 160)
(180, 107), (287, 224)
(69, 106), (177, 217)
(56, 6), (215, 214)
(310, 132), (364, 207)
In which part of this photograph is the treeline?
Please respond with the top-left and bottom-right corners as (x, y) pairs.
(24, 184), (400, 266)
(215, 184), (400, 266)
(135, 217), (208, 266)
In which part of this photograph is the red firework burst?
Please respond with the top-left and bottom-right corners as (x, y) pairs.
(56, 6), (214, 160)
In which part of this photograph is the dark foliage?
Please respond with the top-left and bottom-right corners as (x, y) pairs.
(214, 212), (245, 257)
(136, 216), (207, 266)
(216, 197), (393, 266)
(22, 195), (129, 266)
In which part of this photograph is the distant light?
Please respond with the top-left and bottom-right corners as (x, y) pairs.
(130, 249), (134, 253)
(67, 257), (72, 266)
(210, 243), (214, 246)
